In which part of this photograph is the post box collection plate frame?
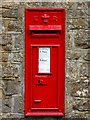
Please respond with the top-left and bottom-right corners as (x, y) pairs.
(25, 8), (65, 116)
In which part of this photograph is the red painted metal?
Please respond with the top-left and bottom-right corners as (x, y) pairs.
(25, 8), (65, 116)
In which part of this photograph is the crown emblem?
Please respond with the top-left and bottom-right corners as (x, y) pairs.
(42, 14), (50, 23)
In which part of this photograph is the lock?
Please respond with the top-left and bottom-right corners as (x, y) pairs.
(38, 80), (40, 84)
(34, 78), (47, 85)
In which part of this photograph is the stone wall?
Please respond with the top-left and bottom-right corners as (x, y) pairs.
(0, 1), (90, 120)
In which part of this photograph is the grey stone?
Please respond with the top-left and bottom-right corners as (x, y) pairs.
(84, 50), (90, 61)
(2, 53), (8, 62)
(8, 52), (23, 62)
(2, 9), (18, 18)
(73, 98), (89, 111)
(8, 20), (22, 32)
(12, 34), (24, 50)
(12, 95), (24, 113)
(79, 62), (89, 79)
(71, 81), (89, 97)
(2, 64), (20, 78)
(2, 34), (12, 45)
(66, 50), (80, 60)
(66, 61), (78, 81)
(4, 80), (20, 96)
(2, 98), (12, 113)
(74, 30), (90, 49)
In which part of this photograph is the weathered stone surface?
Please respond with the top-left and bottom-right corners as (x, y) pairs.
(0, 99), (2, 113)
(0, 53), (2, 62)
(32, 117), (58, 120)
(2, 98), (12, 113)
(12, 95), (24, 113)
(2, 44), (12, 51)
(66, 50), (80, 60)
(0, 46), (2, 52)
(2, 9), (18, 18)
(2, 34), (12, 45)
(74, 30), (89, 49)
(2, 33), (23, 51)
(0, 34), (2, 45)
(66, 61), (78, 81)
(4, 80), (20, 96)
(9, 52), (23, 62)
(2, 33), (12, 51)
(2, 18), (22, 32)
(71, 81), (89, 97)
(1, 52), (23, 62)
(73, 98), (89, 111)
(67, 9), (88, 18)
(0, 18), (2, 34)
(88, 19), (90, 28)
(84, 50), (90, 61)
(79, 62), (89, 80)
(66, 30), (77, 50)
(2, 64), (20, 78)
(8, 20), (22, 32)
(0, 88), (5, 99)
(65, 94), (72, 117)
(11, 34), (24, 50)
(68, 18), (86, 29)
(2, 53), (8, 62)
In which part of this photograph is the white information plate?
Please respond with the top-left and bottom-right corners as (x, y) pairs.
(38, 47), (50, 73)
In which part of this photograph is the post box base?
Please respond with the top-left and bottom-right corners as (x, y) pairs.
(25, 112), (64, 116)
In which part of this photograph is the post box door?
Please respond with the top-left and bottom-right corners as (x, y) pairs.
(32, 46), (58, 109)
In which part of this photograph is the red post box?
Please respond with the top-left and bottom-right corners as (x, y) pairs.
(25, 8), (65, 116)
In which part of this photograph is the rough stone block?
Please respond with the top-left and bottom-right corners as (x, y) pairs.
(73, 98), (90, 111)
(0, 53), (2, 62)
(67, 9), (87, 19)
(11, 34), (24, 51)
(2, 44), (12, 51)
(0, 45), (2, 51)
(12, 95), (24, 113)
(2, 64), (20, 78)
(8, 20), (22, 32)
(65, 2), (78, 10)
(0, 18), (2, 34)
(0, 99), (2, 113)
(2, 34), (12, 45)
(2, 33), (12, 51)
(2, 98), (12, 113)
(79, 62), (89, 80)
(66, 61), (78, 81)
(69, 18), (86, 30)
(84, 50), (90, 61)
(32, 117), (58, 120)
(1, 52), (23, 62)
(2, 53), (8, 62)
(74, 30), (89, 49)
(66, 50), (80, 60)
(2, 9), (18, 18)
(4, 80), (20, 96)
(0, 34), (2, 45)
(71, 81), (89, 97)
(65, 95), (72, 116)
(0, 88), (5, 99)
(66, 31), (76, 50)
(8, 52), (23, 62)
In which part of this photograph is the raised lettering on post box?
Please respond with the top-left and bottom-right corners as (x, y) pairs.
(25, 8), (65, 116)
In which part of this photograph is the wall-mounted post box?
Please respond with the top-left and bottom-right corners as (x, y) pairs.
(25, 8), (65, 116)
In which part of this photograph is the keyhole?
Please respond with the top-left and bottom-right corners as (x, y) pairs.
(38, 80), (40, 84)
